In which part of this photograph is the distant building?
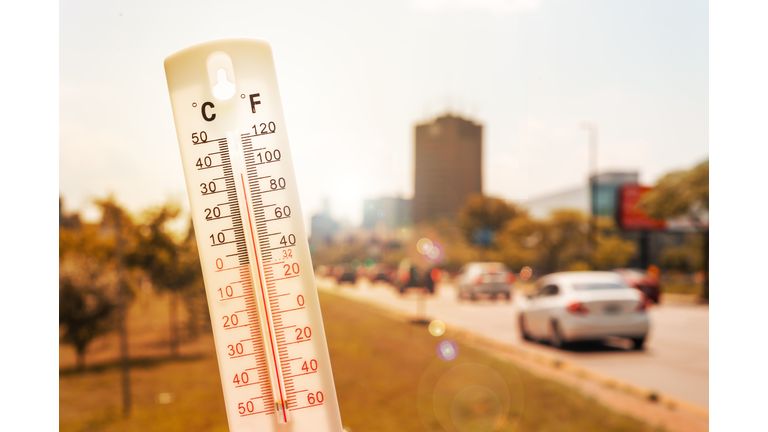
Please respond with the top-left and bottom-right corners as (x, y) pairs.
(362, 197), (411, 230)
(412, 114), (482, 222)
(310, 199), (339, 244)
(590, 172), (640, 218)
(521, 172), (639, 219)
(519, 172), (689, 269)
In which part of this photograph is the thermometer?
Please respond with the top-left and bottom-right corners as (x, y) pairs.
(164, 38), (343, 432)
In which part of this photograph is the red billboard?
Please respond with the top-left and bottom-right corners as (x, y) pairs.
(617, 184), (668, 231)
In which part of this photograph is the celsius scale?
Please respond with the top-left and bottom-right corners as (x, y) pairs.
(164, 38), (343, 432)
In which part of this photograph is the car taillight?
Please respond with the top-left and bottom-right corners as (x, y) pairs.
(505, 272), (516, 284)
(566, 301), (589, 316)
(431, 268), (442, 283)
(400, 272), (410, 284)
(472, 275), (482, 286)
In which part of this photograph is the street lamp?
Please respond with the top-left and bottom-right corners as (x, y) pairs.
(580, 122), (598, 253)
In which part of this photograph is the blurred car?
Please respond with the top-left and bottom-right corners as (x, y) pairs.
(455, 262), (515, 301)
(518, 271), (650, 350)
(394, 260), (439, 294)
(334, 264), (358, 285)
(370, 264), (394, 284)
(613, 268), (660, 303)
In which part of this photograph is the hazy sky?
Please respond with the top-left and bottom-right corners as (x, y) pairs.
(59, 0), (708, 228)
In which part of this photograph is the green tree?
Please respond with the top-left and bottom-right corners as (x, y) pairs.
(59, 253), (120, 370)
(179, 220), (208, 340)
(59, 196), (138, 380)
(496, 210), (594, 274)
(537, 210), (590, 273)
(95, 196), (139, 417)
(128, 202), (198, 356)
(458, 194), (523, 247)
(640, 160), (709, 299)
(495, 214), (545, 273)
(590, 218), (637, 270)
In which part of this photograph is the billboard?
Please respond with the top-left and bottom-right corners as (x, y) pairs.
(616, 184), (668, 231)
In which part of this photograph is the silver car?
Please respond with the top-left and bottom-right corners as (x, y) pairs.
(456, 262), (515, 301)
(518, 271), (650, 349)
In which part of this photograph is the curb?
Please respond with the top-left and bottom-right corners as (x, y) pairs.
(318, 282), (709, 423)
(446, 325), (710, 421)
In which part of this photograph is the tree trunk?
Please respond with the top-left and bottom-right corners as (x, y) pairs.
(185, 294), (199, 341)
(76, 348), (86, 371)
(115, 230), (132, 418)
(169, 291), (179, 356)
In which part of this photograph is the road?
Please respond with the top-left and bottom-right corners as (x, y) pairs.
(317, 277), (709, 409)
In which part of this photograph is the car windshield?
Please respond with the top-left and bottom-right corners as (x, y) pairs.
(573, 282), (629, 290)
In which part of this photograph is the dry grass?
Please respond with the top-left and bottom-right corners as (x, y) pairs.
(60, 289), (664, 431)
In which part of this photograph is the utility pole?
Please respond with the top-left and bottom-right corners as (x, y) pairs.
(580, 122), (598, 254)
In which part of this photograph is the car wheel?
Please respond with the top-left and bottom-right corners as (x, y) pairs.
(631, 336), (646, 351)
(519, 315), (533, 341)
(550, 321), (567, 349)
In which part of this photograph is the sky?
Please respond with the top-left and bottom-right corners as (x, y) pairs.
(59, 0), (709, 229)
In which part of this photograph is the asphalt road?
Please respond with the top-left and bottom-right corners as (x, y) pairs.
(318, 277), (709, 409)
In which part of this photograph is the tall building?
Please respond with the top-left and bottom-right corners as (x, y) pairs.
(412, 114), (482, 222)
(310, 199), (339, 244)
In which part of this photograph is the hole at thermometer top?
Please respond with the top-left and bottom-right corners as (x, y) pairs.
(212, 68), (236, 100)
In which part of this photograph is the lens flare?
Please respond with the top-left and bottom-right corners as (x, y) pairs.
(364, 258), (375, 270)
(429, 320), (446, 337)
(417, 237), (433, 254)
(423, 241), (444, 264)
(350, 259), (361, 270)
(451, 385), (504, 432)
(437, 339), (459, 361)
(417, 361), (524, 432)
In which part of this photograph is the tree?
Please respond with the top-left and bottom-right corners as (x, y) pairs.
(640, 160), (709, 299)
(128, 202), (197, 356)
(590, 218), (637, 270)
(458, 194), (523, 247)
(95, 196), (138, 417)
(496, 209), (593, 274)
(537, 210), (590, 273)
(59, 253), (120, 370)
(178, 220), (207, 340)
(639, 161), (708, 223)
(495, 214), (545, 273)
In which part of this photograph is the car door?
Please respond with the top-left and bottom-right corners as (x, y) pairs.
(534, 284), (561, 335)
(525, 284), (550, 337)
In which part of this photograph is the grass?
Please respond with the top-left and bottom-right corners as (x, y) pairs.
(60, 289), (664, 431)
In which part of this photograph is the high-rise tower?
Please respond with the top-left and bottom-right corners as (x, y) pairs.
(412, 114), (482, 222)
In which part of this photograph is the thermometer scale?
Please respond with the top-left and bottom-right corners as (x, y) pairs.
(164, 38), (343, 431)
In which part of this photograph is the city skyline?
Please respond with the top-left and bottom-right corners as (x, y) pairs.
(59, 0), (709, 231)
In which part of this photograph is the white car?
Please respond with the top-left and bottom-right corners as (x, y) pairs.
(518, 271), (650, 350)
(455, 262), (515, 301)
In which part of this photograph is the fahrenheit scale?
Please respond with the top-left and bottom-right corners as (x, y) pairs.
(164, 39), (343, 431)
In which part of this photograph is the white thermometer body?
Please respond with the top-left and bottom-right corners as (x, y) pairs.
(164, 38), (343, 432)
